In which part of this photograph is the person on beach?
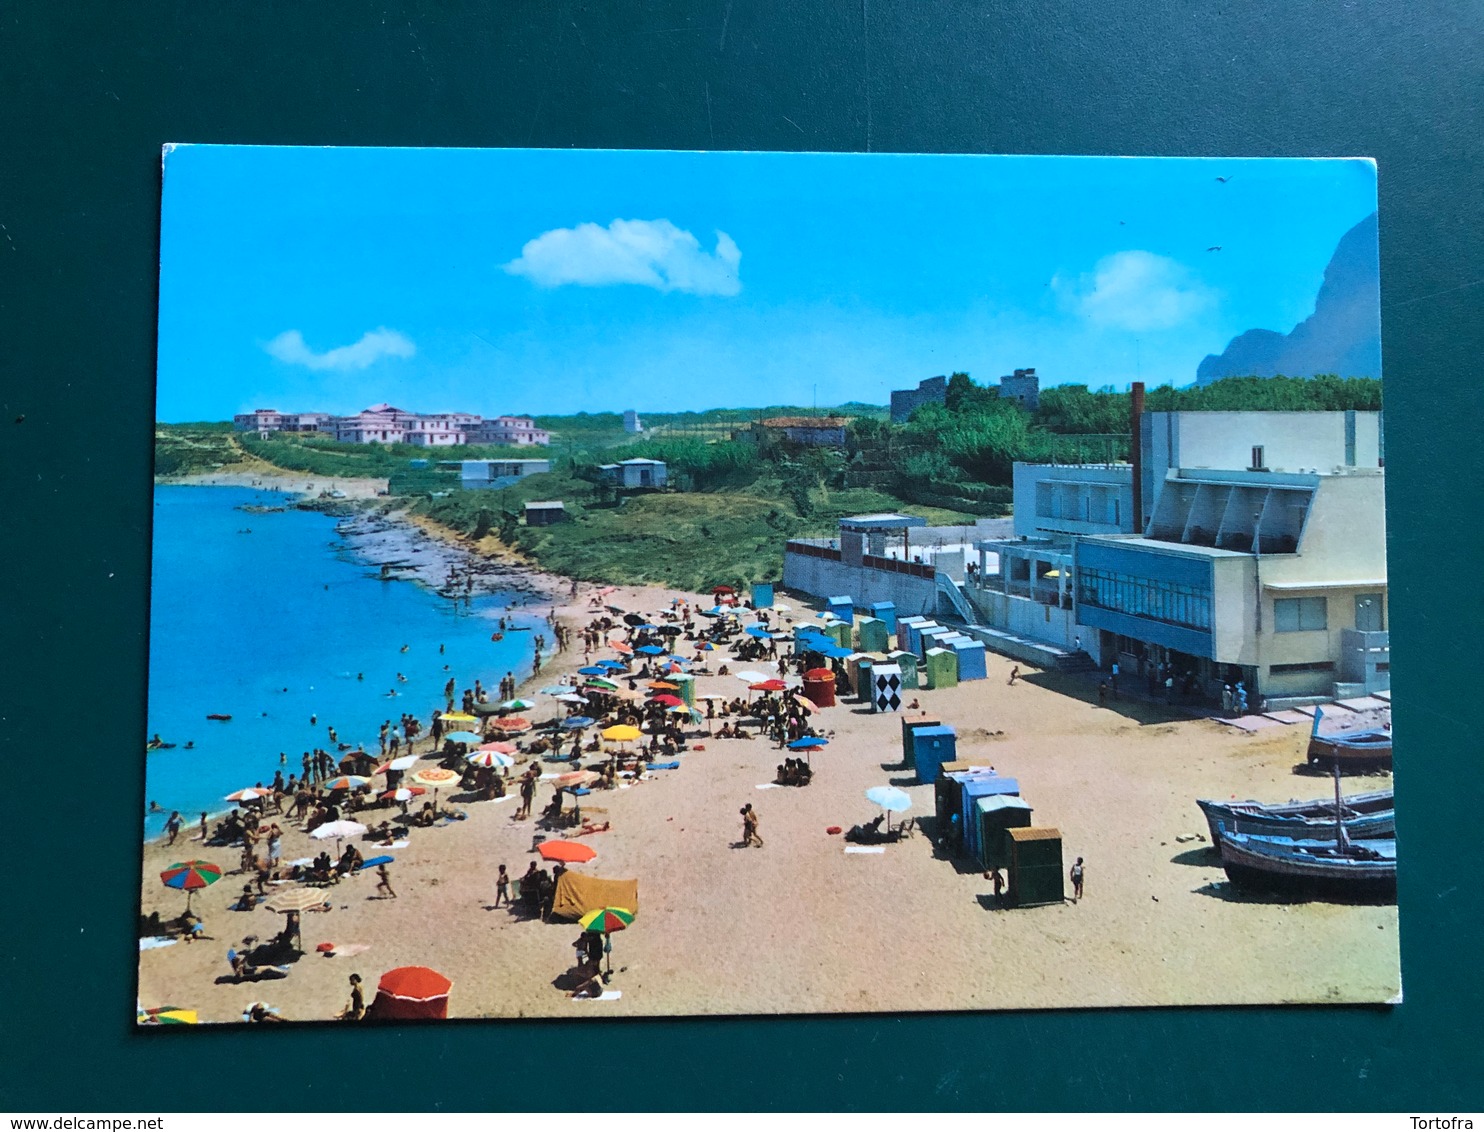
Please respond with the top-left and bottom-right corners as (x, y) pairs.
(494, 864), (510, 907)
(374, 863), (397, 899)
(741, 804), (763, 848)
(990, 868), (1006, 907)
(1070, 857), (1085, 902)
(1097, 681), (1108, 707)
(341, 974), (366, 1021)
(1008, 666), (1020, 686)
(164, 810), (183, 846)
(197, 812), (209, 842)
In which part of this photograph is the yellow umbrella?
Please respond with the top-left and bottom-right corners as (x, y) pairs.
(412, 768), (460, 788)
(601, 725), (641, 742)
(441, 713), (479, 725)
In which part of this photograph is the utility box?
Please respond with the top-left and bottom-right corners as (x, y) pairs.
(1006, 827), (1065, 908)
(975, 794), (1034, 870)
(924, 647), (958, 690)
(869, 664), (904, 713)
(950, 639), (988, 681)
(826, 595), (854, 622)
(911, 724), (958, 782)
(869, 601), (897, 636)
(901, 717), (942, 768)
(750, 583), (774, 609)
(856, 617), (890, 654)
(888, 650), (919, 688)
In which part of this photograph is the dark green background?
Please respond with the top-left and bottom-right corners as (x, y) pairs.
(3, 1), (1481, 1112)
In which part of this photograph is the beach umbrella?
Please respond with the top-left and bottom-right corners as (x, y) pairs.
(789, 736), (828, 749)
(635, 645), (666, 656)
(159, 860), (223, 913)
(647, 680), (680, 690)
(865, 785), (912, 834)
(465, 751), (514, 769)
(224, 787), (272, 802)
(323, 774), (369, 792)
(488, 718), (533, 733)
(745, 625), (772, 638)
(623, 613), (645, 626)
(477, 741), (519, 754)
(609, 641), (634, 655)
(138, 1006), (198, 1025)
(596, 659), (628, 671)
(555, 769), (600, 788)
(470, 701), (507, 716)
(579, 906), (634, 978)
(771, 602), (792, 612)
(441, 713), (479, 727)
(370, 966), (453, 1021)
(578, 666), (608, 676)
(538, 839), (597, 864)
(649, 693), (684, 708)
(310, 820), (368, 855)
(443, 731), (482, 745)
(499, 698), (536, 711)
(556, 693), (589, 704)
(750, 679), (788, 692)
(374, 754), (419, 774)
(264, 887), (332, 914)
(411, 768), (460, 789)
(602, 724), (641, 742)
(381, 785), (429, 800)
(694, 641), (715, 652)
(584, 678), (620, 692)
(563, 715), (596, 729)
(540, 685), (578, 696)
(734, 670), (769, 684)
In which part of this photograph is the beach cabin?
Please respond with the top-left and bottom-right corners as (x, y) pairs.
(846, 654), (873, 699)
(870, 601), (897, 636)
(750, 582), (774, 608)
(802, 667), (836, 708)
(949, 639), (988, 681)
(524, 501), (567, 527)
(856, 617), (889, 654)
(826, 595), (854, 622)
(911, 724), (958, 783)
(896, 615), (929, 650)
(975, 794), (1034, 870)
(901, 717), (943, 768)
(935, 767), (995, 826)
(824, 621), (853, 649)
(888, 650), (920, 688)
(959, 777), (1022, 860)
(671, 673), (696, 707)
(1006, 828), (1065, 908)
(869, 663), (904, 713)
(924, 647), (958, 690)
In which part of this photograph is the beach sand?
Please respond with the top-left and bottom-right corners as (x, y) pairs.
(138, 511), (1400, 1023)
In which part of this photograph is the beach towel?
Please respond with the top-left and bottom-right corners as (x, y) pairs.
(755, 783), (783, 790)
(138, 936), (177, 951)
(573, 989), (622, 1001)
(844, 846), (886, 854)
(326, 943), (371, 958)
(647, 761), (680, 771)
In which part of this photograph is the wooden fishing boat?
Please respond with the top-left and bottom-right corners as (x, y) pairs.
(1306, 706), (1392, 770)
(1197, 789), (1394, 844)
(1217, 829), (1397, 901)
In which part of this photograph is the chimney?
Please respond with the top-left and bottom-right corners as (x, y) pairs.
(1129, 382), (1145, 533)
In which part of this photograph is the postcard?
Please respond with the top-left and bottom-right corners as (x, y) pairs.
(139, 148), (1396, 1024)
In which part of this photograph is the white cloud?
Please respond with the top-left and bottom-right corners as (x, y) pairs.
(1055, 251), (1215, 332)
(503, 219), (741, 296)
(263, 327), (416, 371)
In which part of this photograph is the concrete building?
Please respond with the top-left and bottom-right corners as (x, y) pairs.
(750, 416), (850, 449)
(598, 458), (668, 489)
(965, 403), (1387, 702)
(444, 459), (552, 490)
(233, 409), (333, 437)
(998, 368), (1040, 411)
(466, 416), (550, 446)
(623, 410), (643, 434)
(889, 376), (948, 423)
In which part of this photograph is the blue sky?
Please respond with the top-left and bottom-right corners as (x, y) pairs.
(156, 147), (1377, 420)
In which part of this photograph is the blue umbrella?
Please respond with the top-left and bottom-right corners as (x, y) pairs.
(745, 625), (772, 638)
(356, 855), (395, 870)
(822, 646), (854, 659)
(636, 645), (666, 656)
(578, 666), (608, 676)
(443, 731), (482, 744)
(596, 659), (627, 671)
(788, 736), (828, 750)
(866, 785), (912, 812)
(636, 623), (660, 631)
(563, 716), (596, 729)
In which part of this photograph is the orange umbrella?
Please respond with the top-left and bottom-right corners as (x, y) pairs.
(370, 966), (453, 1021)
(610, 641), (634, 655)
(477, 741), (519, 754)
(488, 717), (533, 733)
(537, 840), (597, 863)
(647, 680), (680, 690)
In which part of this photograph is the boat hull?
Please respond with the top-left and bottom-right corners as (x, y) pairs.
(1306, 731), (1392, 770)
(1198, 792), (1394, 844)
(1218, 833), (1397, 902)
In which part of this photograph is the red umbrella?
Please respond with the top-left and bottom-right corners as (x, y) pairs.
(649, 693), (685, 707)
(537, 840), (598, 864)
(477, 741), (519, 755)
(750, 679), (788, 692)
(370, 966), (453, 1021)
(488, 718), (533, 733)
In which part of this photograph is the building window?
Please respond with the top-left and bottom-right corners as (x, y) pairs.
(1268, 660), (1336, 674)
(1075, 567), (1211, 632)
(1273, 596), (1327, 632)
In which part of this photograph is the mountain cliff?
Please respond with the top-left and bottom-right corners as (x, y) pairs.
(1197, 212), (1381, 384)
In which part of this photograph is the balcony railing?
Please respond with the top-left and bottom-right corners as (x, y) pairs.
(862, 554), (935, 579)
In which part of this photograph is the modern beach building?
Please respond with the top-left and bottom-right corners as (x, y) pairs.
(442, 459), (552, 490)
(234, 404), (550, 446)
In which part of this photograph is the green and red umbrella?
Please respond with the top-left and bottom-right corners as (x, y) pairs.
(579, 906), (634, 934)
(159, 860), (223, 912)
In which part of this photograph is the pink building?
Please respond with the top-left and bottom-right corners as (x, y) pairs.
(233, 403), (548, 446)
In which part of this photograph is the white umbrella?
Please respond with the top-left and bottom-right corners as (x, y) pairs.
(466, 750), (516, 769)
(309, 819), (367, 855)
(735, 671), (770, 684)
(865, 785), (912, 834)
(770, 603), (793, 612)
(378, 754), (418, 773)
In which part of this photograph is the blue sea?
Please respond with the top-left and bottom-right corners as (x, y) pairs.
(144, 486), (541, 838)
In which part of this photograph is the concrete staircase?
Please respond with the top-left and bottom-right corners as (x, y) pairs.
(934, 572), (983, 626)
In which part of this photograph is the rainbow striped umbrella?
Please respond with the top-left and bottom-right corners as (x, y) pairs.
(323, 775), (368, 791)
(579, 906), (634, 934)
(159, 860), (223, 912)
